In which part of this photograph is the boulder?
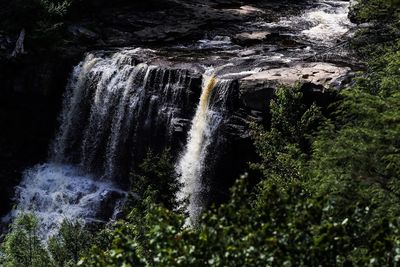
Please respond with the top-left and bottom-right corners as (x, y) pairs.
(233, 31), (272, 46)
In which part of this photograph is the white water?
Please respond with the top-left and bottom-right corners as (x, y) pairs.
(176, 69), (233, 222)
(171, 0), (355, 223)
(176, 70), (216, 221)
(266, 0), (354, 45)
(11, 49), (198, 237)
(12, 164), (125, 239)
(301, 0), (354, 42)
(196, 36), (237, 50)
(52, 49), (195, 178)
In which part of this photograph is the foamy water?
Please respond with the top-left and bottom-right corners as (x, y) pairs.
(301, 1), (354, 42)
(266, 0), (354, 45)
(12, 163), (126, 239)
(9, 49), (197, 238)
(175, 67), (234, 223)
(176, 69), (217, 222)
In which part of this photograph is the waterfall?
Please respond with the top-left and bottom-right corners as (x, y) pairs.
(176, 70), (233, 222)
(8, 47), (235, 235)
(10, 49), (203, 237)
(3, 0), (356, 241)
(51, 49), (199, 180)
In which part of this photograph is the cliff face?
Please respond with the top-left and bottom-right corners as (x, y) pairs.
(0, 0), (354, 217)
(0, 54), (75, 215)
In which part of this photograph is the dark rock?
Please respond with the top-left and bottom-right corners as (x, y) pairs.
(67, 25), (99, 42)
(239, 85), (275, 111)
(242, 62), (352, 88)
(97, 190), (126, 221)
(0, 33), (13, 52)
(0, 52), (81, 216)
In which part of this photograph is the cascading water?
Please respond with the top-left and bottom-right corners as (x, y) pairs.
(52, 49), (199, 179)
(176, 69), (234, 222)
(9, 49), (206, 238)
(14, 164), (125, 239)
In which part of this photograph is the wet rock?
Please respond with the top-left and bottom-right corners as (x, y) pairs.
(11, 29), (26, 58)
(0, 35), (8, 50)
(219, 4), (266, 16)
(238, 49), (258, 57)
(233, 31), (272, 46)
(171, 118), (191, 133)
(0, 0), (356, 222)
(134, 23), (202, 43)
(97, 190), (126, 221)
(236, 5), (266, 15)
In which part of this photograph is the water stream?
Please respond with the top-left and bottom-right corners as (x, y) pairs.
(176, 70), (234, 221)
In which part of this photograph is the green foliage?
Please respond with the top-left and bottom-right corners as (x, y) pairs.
(352, 0), (400, 23)
(6, 45), (400, 265)
(4, 2), (400, 266)
(311, 90), (400, 193)
(351, 0), (400, 57)
(39, 0), (74, 18)
(0, 0), (73, 30)
(0, 213), (51, 267)
(0, 0), (78, 51)
(48, 220), (93, 267)
(308, 43), (400, 231)
(80, 178), (400, 266)
(250, 85), (324, 188)
(0, 215), (94, 267)
(128, 149), (181, 210)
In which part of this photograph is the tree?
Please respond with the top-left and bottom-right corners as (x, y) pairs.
(48, 220), (93, 267)
(0, 213), (52, 267)
(308, 45), (400, 229)
(250, 85), (324, 188)
(128, 149), (181, 211)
